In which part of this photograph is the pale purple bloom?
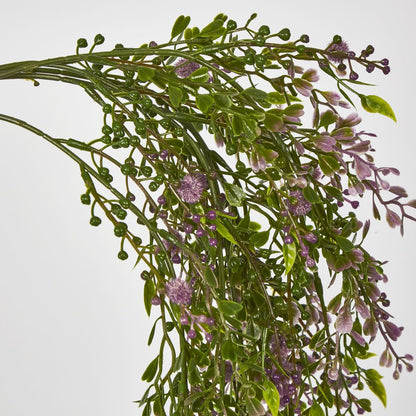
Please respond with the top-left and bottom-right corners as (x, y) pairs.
(335, 306), (353, 334)
(302, 68), (319, 82)
(165, 278), (193, 305)
(174, 58), (201, 78)
(351, 330), (366, 346)
(353, 155), (373, 180)
(286, 190), (312, 216)
(383, 320), (403, 341)
(355, 298), (371, 319)
(363, 318), (378, 337)
(321, 91), (341, 105)
(315, 134), (336, 152)
(293, 78), (313, 97)
(177, 173), (208, 204)
(386, 208), (401, 228)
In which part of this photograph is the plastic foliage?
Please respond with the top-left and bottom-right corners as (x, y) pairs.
(0, 13), (414, 416)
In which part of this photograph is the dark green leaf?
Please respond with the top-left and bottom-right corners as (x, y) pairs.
(335, 235), (354, 252)
(223, 182), (246, 206)
(264, 112), (284, 132)
(218, 300), (243, 316)
(221, 340), (237, 361)
(302, 186), (320, 204)
(361, 94), (396, 122)
(263, 379), (280, 416)
(357, 399), (372, 412)
(171, 15), (191, 39)
(141, 356), (159, 382)
(319, 110), (338, 128)
(232, 115), (244, 135)
(249, 230), (270, 247)
(324, 185), (343, 201)
(144, 279), (155, 317)
(204, 265), (218, 288)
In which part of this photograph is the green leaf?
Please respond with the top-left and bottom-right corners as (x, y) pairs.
(221, 340), (237, 361)
(243, 87), (268, 101)
(302, 186), (320, 204)
(232, 115), (244, 135)
(309, 403), (325, 416)
(357, 399), (372, 412)
(223, 182), (246, 206)
(196, 94), (214, 113)
(249, 230), (270, 247)
(143, 279), (155, 317)
(199, 19), (226, 39)
(189, 67), (210, 83)
(361, 94), (397, 122)
(136, 66), (155, 82)
(204, 265), (218, 288)
(324, 185), (343, 201)
(318, 154), (340, 176)
(213, 93), (232, 108)
(171, 15), (191, 38)
(264, 112), (284, 132)
(267, 91), (286, 104)
(365, 369), (387, 407)
(168, 84), (184, 108)
(263, 379), (280, 416)
(335, 235), (355, 252)
(218, 300), (243, 316)
(344, 355), (357, 372)
(215, 220), (238, 245)
(319, 110), (338, 128)
(141, 356), (159, 382)
(283, 241), (296, 274)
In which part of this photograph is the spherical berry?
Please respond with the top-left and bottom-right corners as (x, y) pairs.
(349, 72), (359, 81)
(206, 210), (216, 220)
(151, 296), (161, 305)
(380, 58), (389, 66)
(383, 66), (391, 75)
(209, 238), (218, 247)
(188, 329), (197, 339)
(284, 235), (293, 244)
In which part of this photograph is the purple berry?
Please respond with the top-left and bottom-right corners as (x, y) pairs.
(195, 228), (204, 237)
(284, 235), (294, 244)
(207, 317), (215, 326)
(151, 296), (161, 305)
(171, 254), (181, 264)
(192, 214), (201, 223)
(197, 315), (208, 323)
(209, 238), (218, 247)
(180, 314), (189, 325)
(366, 63), (375, 73)
(188, 329), (197, 339)
(206, 210), (217, 220)
(306, 257), (316, 268)
(200, 253), (208, 262)
(158, 210), (168, 219)
(304, 232), (318, 244)
(381, 58), (389, 66)
(160, 149), (169, 159)
(300, 248), (309, 258)
(351, 200), (359, 209)
(183, 223), (194, 234)
(383, 66), (391, 75)
(157, 195), (167, 205)
(349, 71), (359, 81)
(208, 224), (217, 231)
(205, 333), (213, 342)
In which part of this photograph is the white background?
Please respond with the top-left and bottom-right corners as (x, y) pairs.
(0, 1), (415, 415)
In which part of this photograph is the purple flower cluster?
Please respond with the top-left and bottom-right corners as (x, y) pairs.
(165, 278), (193, 305)
(286, 190), (312, 216)
(177, 173), (208, 204)
(174, 58), (201, 78)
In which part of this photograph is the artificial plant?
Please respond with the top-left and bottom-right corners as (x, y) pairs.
(0, 13), (414, 416)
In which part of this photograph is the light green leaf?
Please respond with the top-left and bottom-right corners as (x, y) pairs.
(318, 154), (340, 176)
(221, 340), (237, 361)
(213, 93), (232, 108)
(267, 91), (286, 104)
(218, 300), (243, 316)
(263, 379), (280, 416)
(365, 369), (387, 407)
(199, 19), (226, 39)
(136, 66), (155, 82)
(171, 15), (191, 39)
(196, 94), (214, 113)
(283, 241), (297, 274)
(361, 94), (397, 122)
(223, 183), (246, 206)
(189, 67), (210, 83)
(215, 220), (237, 245)
(243, 87), (269, 101)
(309, 403), (325, 416)
(168, 84), (184, 108)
